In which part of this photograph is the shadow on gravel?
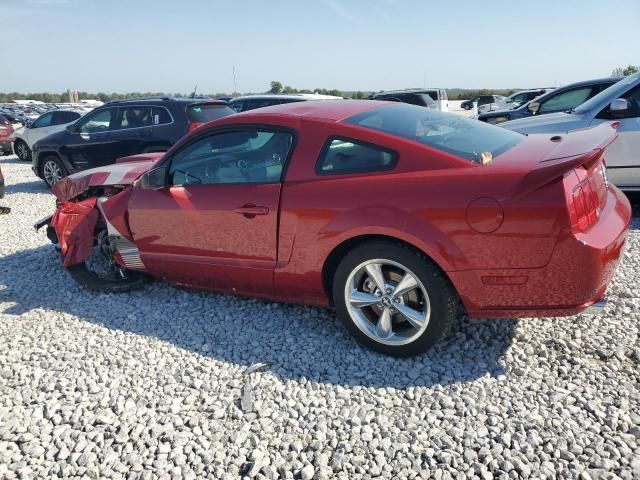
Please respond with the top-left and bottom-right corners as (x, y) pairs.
(4, 180), (49, 195)
(0, 156), (30, 166)
(0, 243), (520, 389)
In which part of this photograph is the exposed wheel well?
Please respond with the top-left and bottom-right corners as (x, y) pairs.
(321, 234), (454, 305)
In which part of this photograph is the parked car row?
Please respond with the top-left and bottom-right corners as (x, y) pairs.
(502, 72), (640, 191)
(478, 77), (621, 124)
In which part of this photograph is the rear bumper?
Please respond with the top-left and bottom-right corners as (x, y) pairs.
(451, 186), (631, 318)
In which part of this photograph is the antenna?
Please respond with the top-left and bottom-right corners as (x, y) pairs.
(190, 85), (198, 98)
(233, 65), (238, 97)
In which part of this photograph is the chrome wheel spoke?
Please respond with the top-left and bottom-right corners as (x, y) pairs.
(375, 308), (392, 339)
(349, 290), (380, 309)
(364, 263), (386, 292)
(395, 303), (426, 329)
(393, 272), (418, 297)
(345, 258), (431, 346)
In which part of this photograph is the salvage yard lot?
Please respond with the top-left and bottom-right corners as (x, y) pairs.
(0, 154), (639, 479)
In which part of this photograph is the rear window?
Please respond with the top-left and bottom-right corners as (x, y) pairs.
(187, 103), (234, 123)
(344, 103), (523, 163)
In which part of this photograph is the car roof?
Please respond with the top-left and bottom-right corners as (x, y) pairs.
(106, 97), (226, 105)
(232, 99), (386, 122)
(373, 89), (442, 96)
(229, 94), (343, 101)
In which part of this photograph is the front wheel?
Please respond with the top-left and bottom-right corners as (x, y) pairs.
(40, 156), (67, 187)
(66, 230), (150, 293)
(333, 241), (459, 357)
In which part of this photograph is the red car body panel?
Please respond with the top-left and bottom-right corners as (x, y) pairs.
(48, 101), (631, 318)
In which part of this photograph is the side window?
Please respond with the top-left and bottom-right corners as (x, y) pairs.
(152, 107), (172, 125)
(168, 129), (294, 186)
(230, 100), (244, 113)
(118, 107), (152, 129)
(77, 109), (115, 133)
(52, 111), (80, 125)
(440, 90), (448, 101)
(597, 85), (640, 120)
(32, 112), (54, 128)
(247, 99), (277, 111)
(316, 138), (397, 175)
(539, 87), (592, 113)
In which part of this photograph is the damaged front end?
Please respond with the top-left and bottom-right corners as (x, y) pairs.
(36, 157), (157, 291)
(39, 186), (146, 272)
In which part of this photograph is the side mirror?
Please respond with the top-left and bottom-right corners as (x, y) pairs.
(66, 124), (76, 133)
(138, 165), (167, 189)
(609, 98), (629, 116)
(528, 102), (540, 114)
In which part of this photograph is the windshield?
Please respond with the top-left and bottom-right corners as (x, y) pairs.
(345, 103), (523, 163)
(573, 73), (640, 115)
(187, 103), (235, 123)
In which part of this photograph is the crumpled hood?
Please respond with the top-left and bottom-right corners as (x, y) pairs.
(52, 153), (164, 202)
(500, 112), (585, 134)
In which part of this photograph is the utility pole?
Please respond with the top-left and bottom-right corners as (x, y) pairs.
(233, 65), (238, 97)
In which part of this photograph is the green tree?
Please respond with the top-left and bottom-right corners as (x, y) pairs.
(611, 65), (639, 76)
(282, 85), (298, 94)
(269, 81), (283, 94)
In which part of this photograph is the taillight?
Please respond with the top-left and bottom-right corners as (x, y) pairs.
(568, 164), (603, 233)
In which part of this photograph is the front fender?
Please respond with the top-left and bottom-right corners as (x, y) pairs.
(50, 198), (99, 267)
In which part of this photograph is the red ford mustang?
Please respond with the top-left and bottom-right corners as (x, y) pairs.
(38, 101), (631, 356)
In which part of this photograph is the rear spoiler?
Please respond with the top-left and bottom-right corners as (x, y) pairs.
(515, 122), (617, 198)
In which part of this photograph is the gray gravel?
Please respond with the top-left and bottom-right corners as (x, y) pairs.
(1, 154), (639, 480)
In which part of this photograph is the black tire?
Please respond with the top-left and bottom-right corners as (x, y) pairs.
(67, 263), (151, 293)
(39, 155), (68, 187)
(332, 240), (459, 357)
(463, 104), (471, 110)
(14, 140), (30, 161)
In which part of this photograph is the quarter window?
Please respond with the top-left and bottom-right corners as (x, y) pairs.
(168, 129), (294, 186)
(152, 107), (172, 125)
(316, 138), (396, 175)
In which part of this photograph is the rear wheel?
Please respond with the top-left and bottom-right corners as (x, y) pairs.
(333, 241), (459, 357)
(40, 156), (67, 187)
(66, 230), (150, 293)
(14, 140), (30, 161)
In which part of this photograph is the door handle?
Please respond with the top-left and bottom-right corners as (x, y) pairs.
(235, 204), (269, 218)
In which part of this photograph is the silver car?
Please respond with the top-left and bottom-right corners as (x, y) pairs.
(501, 73), (640, 190)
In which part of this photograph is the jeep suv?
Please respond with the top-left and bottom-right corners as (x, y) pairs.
(31, 97), (234, 186)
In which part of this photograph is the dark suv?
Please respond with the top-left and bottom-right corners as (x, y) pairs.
(31, 97), (234, 186)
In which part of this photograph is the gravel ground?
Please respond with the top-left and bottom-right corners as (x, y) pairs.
(0, 154), (639, 480)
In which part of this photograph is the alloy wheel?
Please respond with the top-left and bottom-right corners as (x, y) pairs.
(43, 160), (63, 186)
(344, 259), (431, 346)
(17, 142), (29, 160)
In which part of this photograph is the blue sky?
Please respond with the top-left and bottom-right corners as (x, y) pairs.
(1, 0), (638, 93)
